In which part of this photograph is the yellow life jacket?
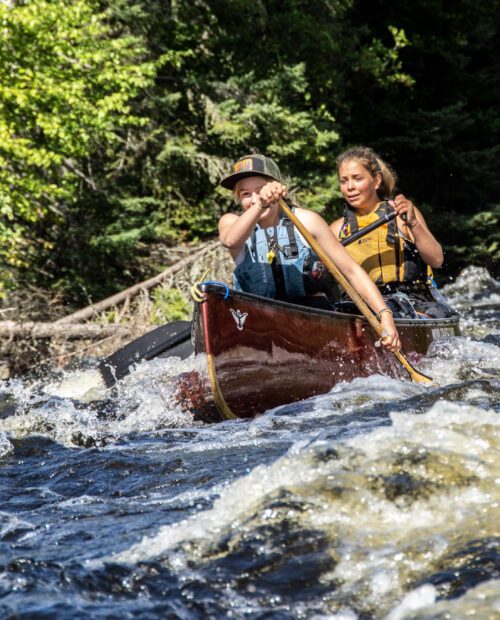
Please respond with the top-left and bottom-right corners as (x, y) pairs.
(339, 202), (431, 285)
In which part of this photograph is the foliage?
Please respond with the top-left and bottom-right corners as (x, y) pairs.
(339, 0), (500, 276)
(81, 0), (411, 269)
(437, 206), (500, 277)
(0, 0), (155, 294)
(205, 64), (342, 215)
(150, 286), (192, 324)
(0, 0), (497, 308)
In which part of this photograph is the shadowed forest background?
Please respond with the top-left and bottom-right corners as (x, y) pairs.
(1, 0), (499, 313)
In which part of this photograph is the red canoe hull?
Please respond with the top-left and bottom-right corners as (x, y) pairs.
(176, 284), (460, 421)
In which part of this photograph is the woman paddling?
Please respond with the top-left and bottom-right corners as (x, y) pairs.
(218, 153), (401, 352)
(330, 146), (457, 319)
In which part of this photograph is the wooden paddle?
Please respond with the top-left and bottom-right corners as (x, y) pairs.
(278, 199), (433, 384)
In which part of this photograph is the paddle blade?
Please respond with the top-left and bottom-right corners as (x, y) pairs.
(98, 320), (193, 387)
(394, 350), (434, 384)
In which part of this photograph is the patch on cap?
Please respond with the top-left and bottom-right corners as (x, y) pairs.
(233, 158), (254, 173)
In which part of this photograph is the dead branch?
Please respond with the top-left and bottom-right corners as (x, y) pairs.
(0, 321), (130, 339)
(55, 240), (220, 324)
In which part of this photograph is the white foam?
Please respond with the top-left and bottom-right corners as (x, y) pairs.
(43, 369), (107, 402)
(442, 266), (500, 307)
(0, 431), (13, 457)
(104, 401), (499, 580)
(385, 584), (437, 620)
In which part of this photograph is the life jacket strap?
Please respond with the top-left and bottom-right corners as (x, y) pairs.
(264, 226), (287, 299)
(282, 216), (299, 259)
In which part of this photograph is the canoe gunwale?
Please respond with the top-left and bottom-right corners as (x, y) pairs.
(197, 282), (460, 330)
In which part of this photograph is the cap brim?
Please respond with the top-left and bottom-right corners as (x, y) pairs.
(219, 170), (260, 190)
(220, 171), (278, 190)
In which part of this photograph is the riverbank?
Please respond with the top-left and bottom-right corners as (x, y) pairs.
(0, 240), (233, 378)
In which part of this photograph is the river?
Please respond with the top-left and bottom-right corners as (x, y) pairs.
(0, 265), (498, 619)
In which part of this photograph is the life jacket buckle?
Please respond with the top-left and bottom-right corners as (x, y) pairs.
(282, 243), (298, 259)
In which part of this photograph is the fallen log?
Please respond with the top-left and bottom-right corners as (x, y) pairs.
(0, 321), (130, 340)
(55, 240), (220, 324)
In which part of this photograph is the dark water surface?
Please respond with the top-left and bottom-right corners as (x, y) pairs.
(1, 266), (499, 619)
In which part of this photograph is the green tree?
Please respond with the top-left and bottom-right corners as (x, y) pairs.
(4, 0), (460, 306)
(0, 0), (155, 294)
(90, 0), (411, 259)
(339, 0), (500, 274)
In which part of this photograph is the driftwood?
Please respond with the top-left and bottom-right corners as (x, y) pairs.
(0, 321), (130, 339)
(55, 240), (220, 324)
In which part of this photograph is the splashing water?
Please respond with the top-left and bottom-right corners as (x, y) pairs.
(0, 267), (499, 619)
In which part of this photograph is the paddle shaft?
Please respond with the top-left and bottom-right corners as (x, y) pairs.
(341, 210), (398, 247)
(278, 200), (432, 383)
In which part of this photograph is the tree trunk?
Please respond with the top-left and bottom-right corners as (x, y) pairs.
(0, 321), (130, 339)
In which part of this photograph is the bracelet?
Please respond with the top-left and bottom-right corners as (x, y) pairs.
(405, 220), (419, 230)
(377, 308), (393, 320)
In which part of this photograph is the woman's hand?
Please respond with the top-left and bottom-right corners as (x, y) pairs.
(258, 181), (287, 208)
(392, 194), (418, 229)
(379, 311), (401, 352)
(390, 194), (444, 267)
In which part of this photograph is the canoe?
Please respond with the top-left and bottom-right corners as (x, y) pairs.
(175, 282), (460, 422)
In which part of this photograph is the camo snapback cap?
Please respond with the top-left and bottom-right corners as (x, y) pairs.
(220, 154), (281, 190)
